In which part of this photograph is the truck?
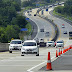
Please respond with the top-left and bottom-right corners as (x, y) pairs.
(69, 32), (72, 39)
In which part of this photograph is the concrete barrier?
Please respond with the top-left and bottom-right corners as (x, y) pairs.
(0, 43), (9, 52)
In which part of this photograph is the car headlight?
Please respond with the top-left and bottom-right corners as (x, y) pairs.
(32, 48), (37, 50)
(10, 46), (13, 47)
(22, 48), (25, 50)
(19, 46), (22, 47)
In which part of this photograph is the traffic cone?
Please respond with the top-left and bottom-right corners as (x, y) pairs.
(63, 48), (65, 53)
(68, 46), (70, 50)
(71, 45), (72, 49)
(58, 48), (60, 56)
(56, 50), (58, 57)
(60, 48), (62, 54)
(46, 52), (52, 70)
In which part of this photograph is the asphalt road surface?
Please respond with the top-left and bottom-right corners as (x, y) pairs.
(40, 49), (72, 72)
(39, 5), (72, 47)
(25, 9), (55, 42)
(0, 47), (59, 72)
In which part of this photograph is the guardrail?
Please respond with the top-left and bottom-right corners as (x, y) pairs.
(23, 11), (38, 40)
(52, 11), (72, 25)
(37, 14), (59, 42)
(0, 43), (9, 52)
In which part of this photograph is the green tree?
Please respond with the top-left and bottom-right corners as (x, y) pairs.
(0, 27), (8, 43)
(6, 25), (20, 41)
(16, 15), (28, 28)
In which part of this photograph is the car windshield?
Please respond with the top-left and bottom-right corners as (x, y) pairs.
(23, 42), (36, 46)
(57, 41), (63, 43)
(11, 41), (21, 44)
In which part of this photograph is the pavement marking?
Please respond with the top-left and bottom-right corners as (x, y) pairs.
(1, 60), (45, 62)
(27, 56), (55, 72)
(0, 65), (34, 66)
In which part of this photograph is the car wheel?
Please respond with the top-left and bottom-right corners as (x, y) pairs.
(21, 54), (24, 56)
(54, 46), (55, 47)
(9, 51), (12, 53)
(36, 54), (39, 56)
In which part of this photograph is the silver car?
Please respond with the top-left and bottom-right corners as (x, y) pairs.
(21, 40), (39, 56)
(46, 41), (55, 47)
(45, 32), (50, 37)
(56, 40), (64, 48)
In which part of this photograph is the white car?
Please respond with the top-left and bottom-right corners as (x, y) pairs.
(56, 40), (64, 48)
(9, 39), (22, 53)
(46, 41), (55, 47)
(21, 40), (39, 56)
(39, 38), (44, 43)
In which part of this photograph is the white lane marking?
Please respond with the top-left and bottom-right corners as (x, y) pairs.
(27, 56), (55, 72)
(1, 60), (45, 62)
(0, 65), (34, 66)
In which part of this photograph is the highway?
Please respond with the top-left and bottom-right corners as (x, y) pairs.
(25, 9), (55, 41)
(39, 5), (72, 46)
(0, 4), (72, 72)
(0, 47), (59, 72)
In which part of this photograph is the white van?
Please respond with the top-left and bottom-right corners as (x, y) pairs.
(9, 39), (22, 53)
(21, 40), (39, 56)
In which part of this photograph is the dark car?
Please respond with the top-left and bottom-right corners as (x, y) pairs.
(34, 14), (36, 16)
(45, 32), (50, 36)
(40, 29), (44, 32)
(63, 31), (67, 34)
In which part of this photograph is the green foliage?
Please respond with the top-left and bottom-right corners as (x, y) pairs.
(0, 0), (28, 43)
(54, 0), (72, 16)
(11, 15), (28, 28)
(22, 1), (36, 7)
(5, 25), (20, 41)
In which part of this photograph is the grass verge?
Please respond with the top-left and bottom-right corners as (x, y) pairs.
(53, 10), (72, 21)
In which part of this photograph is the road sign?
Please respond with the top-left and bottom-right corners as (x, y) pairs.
(20, 28), (28, 31)
(25, 18), (29, 20)
(11, 38), (14, 40)
(46, 8), (48, 11)
(36, 4), (40, 7)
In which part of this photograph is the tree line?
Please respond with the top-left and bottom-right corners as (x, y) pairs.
(54, 0), (72, 16)
(0, 0), (28, 43)
(21, 0), (63, 7)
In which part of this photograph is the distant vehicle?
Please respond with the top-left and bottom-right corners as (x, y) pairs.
(27, 11), (29, 13)
(39, 38), (44, 43)
(34, 14), (36, 16)
(40, 29), (44, 32)
(39, 38), (46, 47)
(52, 4), (58, 6)
(62, 24), (65, 28)
(28, 13), (31, 16)
(56, 40), (64, 48)
(63, 31), (67, 34)
(46, 41), (55, 47)
(61, 2), (64, 4)
(69, 31), (72, 39)
(9, 39), (22, 53)
(45, 32), (50, 36)
(21, 40), (39, 56)
(58, 2), (64, 5)
(48, 5), (52, 7)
